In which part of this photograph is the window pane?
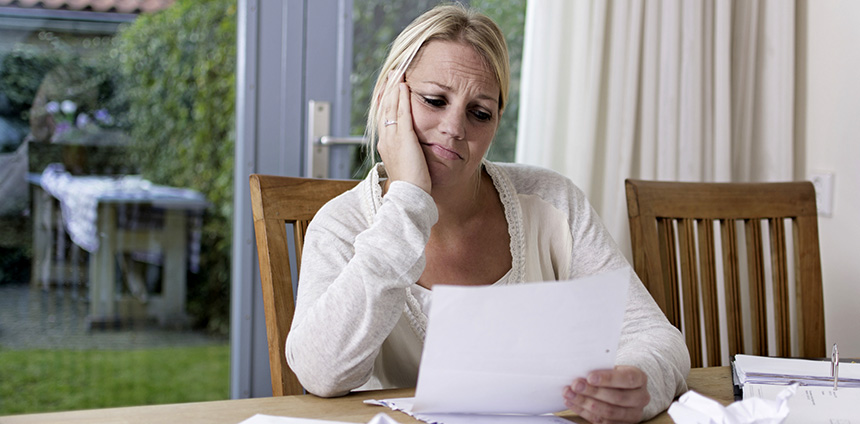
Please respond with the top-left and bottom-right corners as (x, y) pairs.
(0, 1), (233, 414)
(471, 0), (527, 162)
(350, 0), (526, 172)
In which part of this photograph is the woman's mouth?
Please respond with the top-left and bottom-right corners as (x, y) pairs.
(421, 143), (462, 160)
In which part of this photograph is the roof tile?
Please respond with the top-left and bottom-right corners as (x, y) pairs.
(0, 0), (176, 13)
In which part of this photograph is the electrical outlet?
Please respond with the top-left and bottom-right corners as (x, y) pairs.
(809, 172), (834, 217)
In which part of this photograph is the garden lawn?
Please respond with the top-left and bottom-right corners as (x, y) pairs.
(0, 344), (229, 415)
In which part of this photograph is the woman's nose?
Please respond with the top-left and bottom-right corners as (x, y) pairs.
(439, 109), (466, 140)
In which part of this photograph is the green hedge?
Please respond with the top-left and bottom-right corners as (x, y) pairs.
(116, 0), (237, 335)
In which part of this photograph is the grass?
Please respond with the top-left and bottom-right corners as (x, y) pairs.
(0, 344), (229, 415)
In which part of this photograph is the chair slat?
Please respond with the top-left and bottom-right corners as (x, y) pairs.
(678, 218), (703, 367)
(793, 216), (826, 358)
(294, 220), (311, 278)
(657, 218), (681, 328)
(697, 219), (721, 365)
(720, 219), (744, 358)
(769, 218), (791, 356)
(745, 219), (768, 356)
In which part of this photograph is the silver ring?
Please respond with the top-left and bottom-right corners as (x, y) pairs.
(384, 120), (397, 127)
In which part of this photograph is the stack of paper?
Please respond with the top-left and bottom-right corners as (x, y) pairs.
(733, 354), (860, 388)
(732, 354), (860, 423)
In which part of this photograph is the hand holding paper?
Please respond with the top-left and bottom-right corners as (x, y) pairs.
(563, 365), (651, 423)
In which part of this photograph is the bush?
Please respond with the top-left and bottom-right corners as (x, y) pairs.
(0, 46), (65, 121)
(0, 36), (130, 143)
(116, 0), (237, 335)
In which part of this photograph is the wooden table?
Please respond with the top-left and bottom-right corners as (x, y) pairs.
(0, 367), (733, 424)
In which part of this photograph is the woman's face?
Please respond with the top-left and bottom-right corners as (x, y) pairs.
(404, 40), (500, 189)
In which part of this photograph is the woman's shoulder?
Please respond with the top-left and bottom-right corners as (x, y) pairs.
(315, 163), (386, 219)
(310, 178), (371, 233)
(317, 182), (363, 212)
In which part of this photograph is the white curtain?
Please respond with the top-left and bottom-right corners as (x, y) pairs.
(515, 0), (796, 257)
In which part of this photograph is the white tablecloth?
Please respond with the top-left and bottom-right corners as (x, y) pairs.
(39, 163), (207, 259)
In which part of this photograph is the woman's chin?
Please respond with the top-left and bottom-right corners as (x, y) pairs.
(425, 161), (480, 190)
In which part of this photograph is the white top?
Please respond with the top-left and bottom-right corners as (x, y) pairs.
(286, 160), (690, 421)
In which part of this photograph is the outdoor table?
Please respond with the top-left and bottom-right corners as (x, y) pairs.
(28, 167), (208, 327)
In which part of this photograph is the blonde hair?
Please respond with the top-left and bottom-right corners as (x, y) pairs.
(364, 3), (510, 164)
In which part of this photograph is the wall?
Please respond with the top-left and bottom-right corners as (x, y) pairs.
(803, 0), (860, 357)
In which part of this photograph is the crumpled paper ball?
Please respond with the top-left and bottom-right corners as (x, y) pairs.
(367, 413), (401, 424)
(667, 384), (797, 424)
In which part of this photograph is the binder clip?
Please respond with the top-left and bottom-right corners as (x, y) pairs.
(832, 343), (839, 391)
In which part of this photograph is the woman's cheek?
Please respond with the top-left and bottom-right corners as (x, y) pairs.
(409, 105), (431, 138)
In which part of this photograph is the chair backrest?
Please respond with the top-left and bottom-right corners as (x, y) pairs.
(249, 174), (358, 396)
(625, 179), (825, 367)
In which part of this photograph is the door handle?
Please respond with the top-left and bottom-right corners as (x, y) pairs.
(319, 136), (366, 145)
(307, 100), (368, 179)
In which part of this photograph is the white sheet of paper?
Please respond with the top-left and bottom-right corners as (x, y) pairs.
(410, 268), (630, 415)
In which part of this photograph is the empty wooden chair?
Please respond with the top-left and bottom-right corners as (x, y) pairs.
(249, 174), (358, 395)
(625, 179), (825, 367)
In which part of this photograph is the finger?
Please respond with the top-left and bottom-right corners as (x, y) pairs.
(563, 386), (642, 424)
(565, 378), (650, 409)
(396, 82), (412, 131)
(587, 366), (648, 389)
(379, 72), (400, 130)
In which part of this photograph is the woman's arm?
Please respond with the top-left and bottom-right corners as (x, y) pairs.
(288, 68), (438, 397)
(614, 276), (690, 420)
(560, 180), (690, 422)
(285, 181), (437, 397)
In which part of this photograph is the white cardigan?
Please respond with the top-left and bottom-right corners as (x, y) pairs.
(286, 160), (690, 420)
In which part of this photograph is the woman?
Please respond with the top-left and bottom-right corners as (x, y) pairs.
(286, 4), (690, 423)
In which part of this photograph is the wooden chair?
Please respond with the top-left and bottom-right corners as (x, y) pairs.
(249, 174), (358, 396)
(625, 179), (825, 367)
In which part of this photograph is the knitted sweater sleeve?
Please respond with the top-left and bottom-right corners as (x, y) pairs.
(285, 181), (437, 397)
(559, 178), (690, 421)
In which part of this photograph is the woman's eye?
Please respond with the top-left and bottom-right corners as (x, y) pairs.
(423, 97), (446, 107)
(472, 110), (492, 122)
